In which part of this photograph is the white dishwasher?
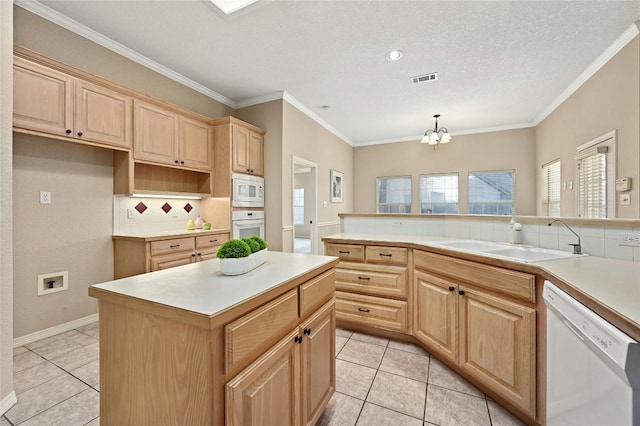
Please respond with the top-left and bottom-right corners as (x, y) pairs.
(544, 280), (640, 425)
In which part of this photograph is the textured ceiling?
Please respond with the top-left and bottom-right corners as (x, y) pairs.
(27, 0), (640, 145)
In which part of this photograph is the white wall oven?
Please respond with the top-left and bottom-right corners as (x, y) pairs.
(232, 210), (265, 240)
(232, 173), (264, 208)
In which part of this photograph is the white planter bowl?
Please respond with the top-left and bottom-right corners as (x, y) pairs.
(220, 249), (267, 276)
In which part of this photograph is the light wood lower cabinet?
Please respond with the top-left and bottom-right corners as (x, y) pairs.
(413, 250), (536, 418)
(226, 299), (335, 426)
(113, 231), (230, 279)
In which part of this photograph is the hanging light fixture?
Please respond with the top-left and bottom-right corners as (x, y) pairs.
(420, 114), (452, 149)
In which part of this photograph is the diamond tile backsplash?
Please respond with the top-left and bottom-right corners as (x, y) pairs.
(113, 195), (204, 234)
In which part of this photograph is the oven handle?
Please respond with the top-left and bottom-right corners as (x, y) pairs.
(234, 220), (265, 228)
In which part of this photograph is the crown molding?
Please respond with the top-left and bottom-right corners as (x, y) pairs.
(534, 21), (640, 126)
(235, 91), (285, 108)
(14, 0), (237, 108)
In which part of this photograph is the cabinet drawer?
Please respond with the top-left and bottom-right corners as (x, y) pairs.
(150, 251), (194, 271)
(195, 233), (229, 249)
(225, 289), (299, 373)
(366, 246), (407, 265)
(299, 270), (335, 317)
(414, 250), (535, 303)
(150, 237), (195, 256)
(335, 291), (407, 333)
(335, 262), (407, 299)
(325, 244), (364, 262)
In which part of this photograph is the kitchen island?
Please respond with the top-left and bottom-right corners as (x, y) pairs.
(89, 251), (338, 426)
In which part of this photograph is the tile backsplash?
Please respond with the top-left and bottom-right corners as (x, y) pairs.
(113, 195), (205, 234)
(342, 216), (640, 262)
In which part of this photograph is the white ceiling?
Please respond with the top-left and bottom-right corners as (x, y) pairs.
(22, 0), (640, 146)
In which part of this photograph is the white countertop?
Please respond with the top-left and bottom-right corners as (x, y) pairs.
(112, 228), (230, 240)
(324, 233), (640, 334)
(90, 251), (337, 317)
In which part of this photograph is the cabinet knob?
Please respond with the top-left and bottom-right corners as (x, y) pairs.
(458, 290), (465, 295)
(358, 307), (370, 313)
(191, 253), (196, 257)
(77, 132), (83, 136)
(294, 336), (303, 344)
(65, 129), (72, 134)
(246, 168), (251, 172)
(180, 161), (185, 164)
(303, 328), (311, 335)
(449, 286), (455, 292)
(174, 160), (179, 164)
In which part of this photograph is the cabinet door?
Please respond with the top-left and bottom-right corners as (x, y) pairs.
(13, 57), (73, 136)
(248, 131), (264, 176)
(149, 251), (195, 271)
(458, 287), (535, 416)
(75, 81), (132, 148)
(179, 116), (211, 170)
(226, 329), (300, 426)
(134, 101), (178, 165)
(413, 270), (458, 362)
(300, 300), (335, 426)
(231, 125), (251, 174)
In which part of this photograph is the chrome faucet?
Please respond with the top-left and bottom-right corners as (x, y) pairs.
(548, 220), (582, 254)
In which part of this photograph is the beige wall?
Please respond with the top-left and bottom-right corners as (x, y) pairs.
(13, 136), (113, 337)
(536, 36), (640, 218)
(13, 6), (235, 119)
(282, 102), (353, 225)
(1, 0), (15, 411)
(353, 128), (537, 215)
(237, 100), (284, 250)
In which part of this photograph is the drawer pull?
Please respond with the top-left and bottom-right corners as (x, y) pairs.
(358, 276), (371, 281)
(209, 239), (218, 243)
(338, 250), (351, 254)
(294, 336), (303, 344)
(191, 253), (197, 257)
(169, 244), (180, 249)
(379, 253), (393, 257)
(458, 290), (465, 295)
(449, 286), (455, 292)
(303, 328), (311, 336)
(358, 307), (370, 313)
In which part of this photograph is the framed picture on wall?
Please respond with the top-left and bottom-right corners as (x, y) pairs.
(331, 169), (344, 203)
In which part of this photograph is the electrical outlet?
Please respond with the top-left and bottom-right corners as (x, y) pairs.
(127, 208), (135, 219)
(618, 233), (640, 247)
(39, 191), (51, 204)
(392, 220), (404, 227)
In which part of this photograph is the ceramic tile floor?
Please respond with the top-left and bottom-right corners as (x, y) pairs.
(317, 327), (525, 426)
(2, 322), (524, 426)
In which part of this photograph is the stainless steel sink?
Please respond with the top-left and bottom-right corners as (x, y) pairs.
(424, 239), (587, 263)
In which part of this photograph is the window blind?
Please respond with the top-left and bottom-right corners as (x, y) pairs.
(468, 170), (514, 215)
(542, 160), (561, 216)
(419, 173), (459, 213)
(577, 151), (606, 218)
(377, 176), (412, 213)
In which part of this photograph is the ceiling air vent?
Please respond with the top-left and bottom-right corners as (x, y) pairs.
(411, 72), (438, 84)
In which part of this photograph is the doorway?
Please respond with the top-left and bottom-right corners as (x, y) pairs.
(292, 156), (318, 254)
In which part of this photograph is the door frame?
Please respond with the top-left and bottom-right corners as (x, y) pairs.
(292, 156), (318, 254)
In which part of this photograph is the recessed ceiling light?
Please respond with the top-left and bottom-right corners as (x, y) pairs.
(386, 50), (404, 62)
(209, 0), (259, 15)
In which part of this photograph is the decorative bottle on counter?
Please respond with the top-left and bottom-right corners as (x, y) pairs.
(195, 215), (204, 229)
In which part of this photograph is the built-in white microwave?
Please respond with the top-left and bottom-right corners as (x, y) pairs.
(232, 173), (264, 208)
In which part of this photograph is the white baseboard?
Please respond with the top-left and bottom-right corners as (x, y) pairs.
(0, 391), (17, 416)
(13, 313), (99, 348)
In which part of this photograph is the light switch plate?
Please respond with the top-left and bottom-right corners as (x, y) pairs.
(620, 193), (631, 206)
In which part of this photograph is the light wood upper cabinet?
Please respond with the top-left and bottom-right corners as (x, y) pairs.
(134, 100), (212, 171)
(13, 57), (73, 136)
(75, 80), (132, 148)
(232, 124), (264, 176)
(13, 56), (132, 149)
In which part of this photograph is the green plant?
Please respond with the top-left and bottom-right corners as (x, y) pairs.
(250, 236), (268, 250)
(242, 237), (260, 253)
(216, 239), (251, 259)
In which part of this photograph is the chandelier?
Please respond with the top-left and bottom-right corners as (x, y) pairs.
(420, 114), (452, 149)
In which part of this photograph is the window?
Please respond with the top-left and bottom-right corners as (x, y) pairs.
(468, 170), (514, 215)
(294, 188), (304, 225)
(419, 173), (459, 213)
(542, 160), (561, 216)
(377, 176), (411, 213)
(576, 131), (616, 218)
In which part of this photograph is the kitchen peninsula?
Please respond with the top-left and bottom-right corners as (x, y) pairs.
(89, 251), (338, 425)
